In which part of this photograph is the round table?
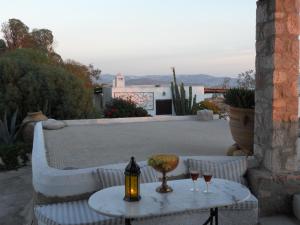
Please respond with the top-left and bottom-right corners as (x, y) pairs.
(89, 178), (251, 225)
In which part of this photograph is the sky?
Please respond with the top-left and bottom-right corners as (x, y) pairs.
(0, 0), (256, 77)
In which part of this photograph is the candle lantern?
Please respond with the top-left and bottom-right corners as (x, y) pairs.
(124, 156), (141, 202)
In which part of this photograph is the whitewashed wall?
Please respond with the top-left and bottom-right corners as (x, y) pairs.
(111, 85), (204, 115)
(105, 85), (205, 116)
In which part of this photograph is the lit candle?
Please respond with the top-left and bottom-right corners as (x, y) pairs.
(130, 188), (136, 195)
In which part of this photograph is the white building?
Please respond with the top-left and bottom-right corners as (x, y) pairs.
(102, 74), (206, 116)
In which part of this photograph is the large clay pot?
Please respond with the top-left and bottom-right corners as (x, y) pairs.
(229, 107), (254, 155)
(22, 111), (48, 144)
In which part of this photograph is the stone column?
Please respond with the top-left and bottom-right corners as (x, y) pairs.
(255, 0), (299, 173)
(249, 0), (300, 215)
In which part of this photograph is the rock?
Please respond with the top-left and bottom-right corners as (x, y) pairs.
(226, 143), (240, 156)
(227, 144), (237, 156)
(226, 143), (250, 156)
(197, 109), (213, 121)
(42, 119), (67, 130)
(213, 114), (220, 120)
(232, 150), (248, 156)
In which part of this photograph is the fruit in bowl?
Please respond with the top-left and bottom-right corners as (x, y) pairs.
(148, 154), (179, 173)
(148, 154), (179, 193)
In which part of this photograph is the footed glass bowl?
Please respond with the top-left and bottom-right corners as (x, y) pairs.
(148, 154), (179, 193)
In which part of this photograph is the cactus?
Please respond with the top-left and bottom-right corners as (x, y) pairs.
(188, 86), (192, 114)
(174, 83), (181, 115)
(180, 83), (186, 115)
(171, 67), (182, 115)
(170, 68), (197, 115)
(193, 94), (197, 107)
(170, 82), (177, 113)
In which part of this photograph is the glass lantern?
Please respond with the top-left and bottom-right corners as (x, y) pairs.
(124, 157), (141, 202)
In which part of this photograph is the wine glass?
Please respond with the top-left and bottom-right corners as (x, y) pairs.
(203, 171), (213, 193)
(190, 170), (200, 192)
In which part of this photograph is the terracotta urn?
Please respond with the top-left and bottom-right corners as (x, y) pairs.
(229, 107), (254, 155)
(22, 111), (48, 143)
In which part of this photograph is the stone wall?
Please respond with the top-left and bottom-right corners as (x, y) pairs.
(251, 0), (300, 216)
(248, 168), (300, 216)
(254, 0), (299, 173)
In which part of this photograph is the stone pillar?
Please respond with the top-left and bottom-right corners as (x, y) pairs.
(255, 0), (299, 173)
(249, 0), (300, 215)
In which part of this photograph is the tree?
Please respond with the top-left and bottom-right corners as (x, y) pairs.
(0, 48), (95, 119)
(237, 70), (255, 89)
(2, 19), (63, 64)
(1, 19), (32, 49)
(63, 60), (101, 88)
(0, 19), (102, 119)
(0, 39), (6, 54)
(31, 29), (54, 52)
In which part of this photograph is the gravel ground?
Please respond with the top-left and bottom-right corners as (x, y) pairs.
(44, 120), (234, 169)
(0, 166), (33, 225)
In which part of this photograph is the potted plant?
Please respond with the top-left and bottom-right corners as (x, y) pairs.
(224, 88), (255, 155)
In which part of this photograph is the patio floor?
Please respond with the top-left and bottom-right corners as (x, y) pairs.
(44, 119), (234, 169)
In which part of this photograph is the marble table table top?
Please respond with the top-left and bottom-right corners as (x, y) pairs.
(88, 178), (251, 219)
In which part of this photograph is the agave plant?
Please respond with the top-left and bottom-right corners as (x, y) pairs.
(0, 110), (22, 145)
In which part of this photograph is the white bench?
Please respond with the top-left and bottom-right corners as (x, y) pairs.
(32, 122), (258, 225)
(33, 157), (258, 225)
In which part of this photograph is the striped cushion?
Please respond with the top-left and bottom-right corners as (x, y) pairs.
(187, 158), (247, 184)
(34, 200), (123, 225)
(96, 165), (158, 189)
(221, 193), (258, 210)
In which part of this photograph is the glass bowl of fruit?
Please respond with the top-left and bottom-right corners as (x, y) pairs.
(148, 154), (179, 193)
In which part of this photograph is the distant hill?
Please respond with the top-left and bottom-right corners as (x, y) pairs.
(98, 74), (238, 87)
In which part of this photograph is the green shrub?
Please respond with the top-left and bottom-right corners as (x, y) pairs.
(192, 100), (220, 114)
(0, 49), (95, 119)
(134, 107), (149, 117)
(0, 143), (30, 170)
(105, 98), (149, 118)
(224, 88), (255, 109)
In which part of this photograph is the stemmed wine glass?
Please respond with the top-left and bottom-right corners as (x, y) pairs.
(190, 170), (200, 192)
(202, 171), (213, 193)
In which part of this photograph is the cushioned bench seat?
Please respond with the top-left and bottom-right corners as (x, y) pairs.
(35, 194), (258, 225)
(35, 200), (123, 225)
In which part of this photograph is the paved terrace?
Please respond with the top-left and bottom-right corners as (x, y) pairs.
(44, 119), (234, 169)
